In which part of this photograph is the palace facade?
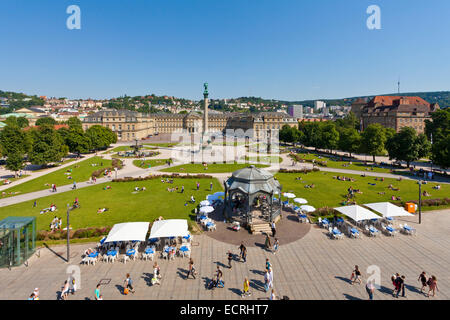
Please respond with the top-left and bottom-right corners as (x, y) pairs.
(83, 109), (298, 141)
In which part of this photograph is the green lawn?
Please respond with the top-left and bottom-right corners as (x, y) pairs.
(293, 153), (392, 173)
(243, 156), (283, 164)
(144, 143), (177, 148)
(0, 175), (30, 185)
(0, 178), (222, 231)
(275, 171), (449, 213)
(132, 159), (172, 168)
(103, 146), (133, 154)
(1, 156), (112, 198)
(161, 163), (270, 173)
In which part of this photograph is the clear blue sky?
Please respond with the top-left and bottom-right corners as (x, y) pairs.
(1, 0), (449, 101)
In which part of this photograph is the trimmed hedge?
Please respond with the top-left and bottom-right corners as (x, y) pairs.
(401, 198), (450, 208)
(278, 168), (320, 174)
(37, 226), (112, 241)
(112, 173), (214, 183)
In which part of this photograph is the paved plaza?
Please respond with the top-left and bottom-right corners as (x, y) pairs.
(1, 209), (449, 300)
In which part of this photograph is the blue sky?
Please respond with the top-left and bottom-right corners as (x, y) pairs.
(1, 0), (449, 101)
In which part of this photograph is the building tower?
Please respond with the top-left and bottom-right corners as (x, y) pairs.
(203, 82), (209, 134)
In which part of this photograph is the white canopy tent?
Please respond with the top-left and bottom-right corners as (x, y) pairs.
(200, 200), (211, 207)
(334, 205), (381, 222)
(364, 202), (413, 218)
(105, 222), (150, 243)
(149, 219), (189, 238)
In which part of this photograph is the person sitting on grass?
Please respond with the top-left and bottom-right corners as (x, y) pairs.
(423, 191), (431, 197)
(103, 185), (111, 190)
(433, 185), (441, 190)
(190, 195), (196, 203)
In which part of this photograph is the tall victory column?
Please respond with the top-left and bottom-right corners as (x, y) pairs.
(203, 82), (209, 134)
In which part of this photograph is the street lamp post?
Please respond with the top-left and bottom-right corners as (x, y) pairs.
(67, 204), (71, 262)
(418, 180), (422, 224)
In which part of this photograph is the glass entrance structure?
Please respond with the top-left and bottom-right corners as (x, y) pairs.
(0, 217), (36, 268)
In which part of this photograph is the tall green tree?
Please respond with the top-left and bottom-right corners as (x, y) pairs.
(425, 109), (450, 169)
(359, 123), (387, 163)
(5, 151), (25, 175)
(280, 125), (299, 145)
(35, 117), (57, 127)
(28, 125), (68, 166)
(67, 117), (83, 130)
(319, 122), (340, 152)
(338, 127), (361, 157)
(385, 127), (431, 167)
(85, 125), (117, 150)
(0, 125), (32, 156)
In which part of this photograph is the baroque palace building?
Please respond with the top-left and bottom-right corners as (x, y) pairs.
(82, 109), (298, 141)
(353, 95), (439, 134)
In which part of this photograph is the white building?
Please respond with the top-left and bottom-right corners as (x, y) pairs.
(314, 100), (326, 111)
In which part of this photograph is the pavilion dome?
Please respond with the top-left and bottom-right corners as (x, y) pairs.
(225, 165), (281, 195)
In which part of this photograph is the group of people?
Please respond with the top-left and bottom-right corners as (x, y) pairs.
(350, 265), (440, 300)
(49, 216), (62, 231)
(334, 176), (356, 182)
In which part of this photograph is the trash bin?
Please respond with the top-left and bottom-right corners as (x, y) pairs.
(405, 202), (416, 213)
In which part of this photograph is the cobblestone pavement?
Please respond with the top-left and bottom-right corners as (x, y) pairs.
(1, 209), (449, 300)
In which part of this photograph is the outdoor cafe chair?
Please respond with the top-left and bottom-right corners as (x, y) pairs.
(122, 255), (130, 264)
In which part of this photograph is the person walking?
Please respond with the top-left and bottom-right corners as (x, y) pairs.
(152, 262), (161, 285)
(269, 289), (277, 300)
(227, 250), (233, 269)
(215, 266), (223, 287)
(366, 280), (375, 300)
(61, 280), (70, 300)
(264, 234), (272, 251)
(241, 277), (251, 298)
(210, 182), (213, 191)
(70, 276), (77, 295)
(418, 271), (427, 293)
(265, 258), (272, 272)
(238, 242), (247, 262)
(351, 265), (362, 285)
(181, 185), (184, 193)
(124, 273), (135, 294)
(94, 284), (101, 300)
(33, 288), (39, 300)
(271, 221), (276, 237)
(398, 275), (406, 298)
(392, 273), (401, 297)
(426, 276), (439, 297)
(73, 181), (77, 190)
(33, 200), (37, 208)
(273, 238), (279, 254)
(196, 182), (200, 191)
(268, 267), (274, 289)
(187, 258), (196, 279)
(264, 269), (270, 292)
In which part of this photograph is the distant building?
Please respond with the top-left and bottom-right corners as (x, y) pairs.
(360, 96), (439, 134)
(314, 101), (326, 112)
(287, 105), (303, 119)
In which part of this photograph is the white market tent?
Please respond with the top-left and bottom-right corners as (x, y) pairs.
(364, 202), (413, 218)
(105, 222), (150, 243)
(334, 205), (381, 222)
(149, 219), (189, 238)
(283, 193), (296, 199)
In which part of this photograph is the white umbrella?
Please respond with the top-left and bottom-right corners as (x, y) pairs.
(200, 206), (215, 214)
(334, 205), (380, 222)
(213, 191), (225, 198)
(294, 198), (308, 204)
(283, 193), (296, 199)
(200, 200), (211, 207)
(300, 205), (316, 213)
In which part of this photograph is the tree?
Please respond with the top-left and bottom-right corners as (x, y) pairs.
(336, 112), (359, 130)
(66, 128), (92, 154)
(85, 125), (117, 150)
(67, 117), (82, 130)
(279, 125), (299, 145)
(0, 125), (32, 156)
(35, 117), (57, 127)
(319, 122), (339, 153)
(425, 109), (450, 169)
(432, 135), (450, 169)
(359, 123), (387, 162)
(5, 151), (25, 175)
(386, 127), (431, 167)
(338, 127), (361, 157)
(28, 125), (68, 166)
